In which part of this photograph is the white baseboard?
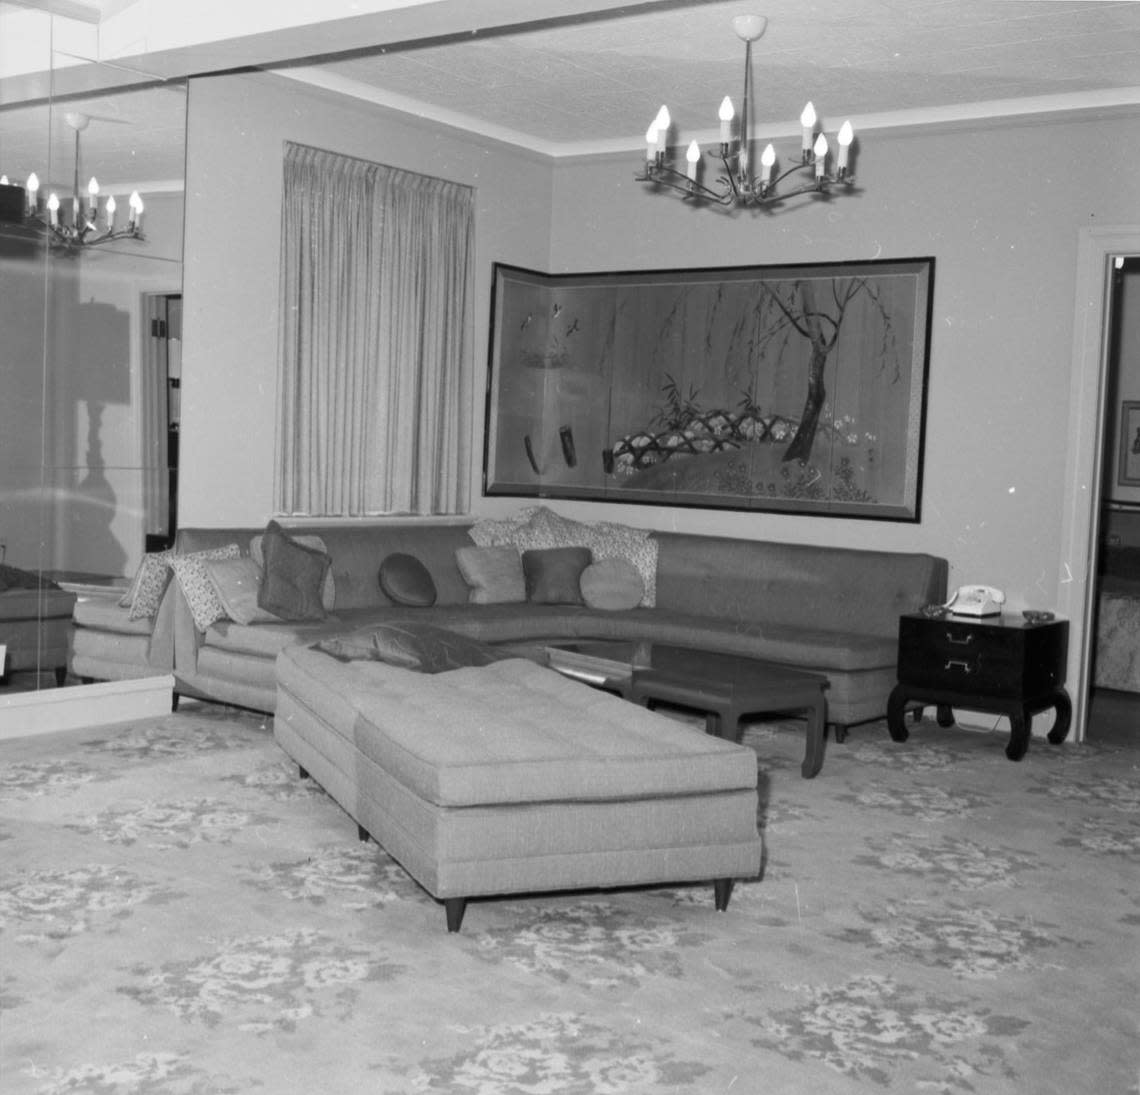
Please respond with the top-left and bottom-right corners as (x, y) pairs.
(0, 676), (175, 740)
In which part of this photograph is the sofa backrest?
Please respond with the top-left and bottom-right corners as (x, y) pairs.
(176, 522), (476, 612)
(653, 532), (948, 639)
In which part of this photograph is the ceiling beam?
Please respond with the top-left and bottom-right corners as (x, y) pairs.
(5, 0), (102, 24)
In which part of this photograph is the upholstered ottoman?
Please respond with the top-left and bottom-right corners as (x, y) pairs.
(274, 645), (762, 931)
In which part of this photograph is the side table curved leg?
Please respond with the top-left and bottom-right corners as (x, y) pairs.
(1005, 710), (1031, 762)
(887, 685), (910, 743)
(936, 704), (955, 727)
(800, 692), (826, 779)
(1046, 690), (1073, 744)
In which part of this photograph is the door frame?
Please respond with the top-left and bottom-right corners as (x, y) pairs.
(1059, 226), (1140, 741)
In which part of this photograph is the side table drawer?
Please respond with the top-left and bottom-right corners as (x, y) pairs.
(897, 615), (1067, 698)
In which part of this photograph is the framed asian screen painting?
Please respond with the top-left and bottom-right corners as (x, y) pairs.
(483, 257), (934, 521)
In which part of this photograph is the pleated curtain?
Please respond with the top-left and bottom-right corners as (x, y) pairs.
(275, 142), (474, 515)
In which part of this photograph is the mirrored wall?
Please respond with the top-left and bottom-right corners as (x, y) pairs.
(0, 2), (185, 691)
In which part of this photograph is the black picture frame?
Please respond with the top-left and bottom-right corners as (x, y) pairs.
(484, 257), (934, 521)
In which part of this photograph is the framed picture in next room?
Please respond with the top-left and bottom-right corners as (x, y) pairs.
(483, 257), (935, 521)
(1119, 401), (1140, 487)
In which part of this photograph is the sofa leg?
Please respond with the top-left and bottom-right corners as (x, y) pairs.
(713, 878), (734, 911)
(54, 666), (67, 687)
(445, 898), (467, 933)
(298, 765), (310, 780)
(832, 723), (848, 743)
(171, 692), (180, 712)
(357, 824), (371, 844)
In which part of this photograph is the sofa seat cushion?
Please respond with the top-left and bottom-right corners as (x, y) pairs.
(0, 587), (77, 621)
(72, 592), (155, 635)
(341, 655), (758, 808)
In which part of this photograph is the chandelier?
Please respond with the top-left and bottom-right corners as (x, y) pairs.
(636, 15), (856, 211)
(0, 112), (144, 251)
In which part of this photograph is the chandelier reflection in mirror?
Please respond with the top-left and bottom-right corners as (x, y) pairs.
(0, 112), (145, 251)
(636, 15), (856, 211)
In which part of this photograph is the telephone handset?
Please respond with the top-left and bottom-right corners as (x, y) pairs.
(946, 584), (1006, 618)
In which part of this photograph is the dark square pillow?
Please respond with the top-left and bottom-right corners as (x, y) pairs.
(378, 552), (437, 607)
(369, 622), (510, 673)
(257, 520), (330, 622)
(522, 546), (593, 605)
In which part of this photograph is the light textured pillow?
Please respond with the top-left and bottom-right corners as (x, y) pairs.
(468, 505), (658, 607)
(121, 549), (175, 620)
(579, 558), (645, 611)
(455, 545), (525, 604)
(204, 556), (278, 625)
(522, 546), (593, 605)
(378, 552), (437, 607)
(257, 522), (330, 622)
(169, 544), (242, 631)
(368, 622), (509, 673)
(251, 533), (334, 611)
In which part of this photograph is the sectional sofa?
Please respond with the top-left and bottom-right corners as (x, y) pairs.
(68, 507), (948, 738)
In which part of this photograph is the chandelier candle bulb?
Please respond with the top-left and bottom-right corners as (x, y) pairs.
(718, 96), (734, 146)
(837, 120), (853, 173)
(813, 134), (828, 178)
(760, 143), (776, 186)
(645, 122), (658, 162)
(685, 140), (701, 181)
(800, 102), (817, 156)
(87, 177), (99, 221)
(105, 194), (116, 229)
(47, 193), (59, 226)
(25, 173), (38, 212)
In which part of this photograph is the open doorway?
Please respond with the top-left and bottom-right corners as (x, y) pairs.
(1087, 257), (1140, 744)
(142, 292), (181, 552)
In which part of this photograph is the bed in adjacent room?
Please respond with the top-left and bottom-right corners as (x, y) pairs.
(1095, 545), (1140, 693)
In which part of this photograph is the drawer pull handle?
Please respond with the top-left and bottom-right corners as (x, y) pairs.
(945, 659), (974, 673)
(946, 633), (974, 646)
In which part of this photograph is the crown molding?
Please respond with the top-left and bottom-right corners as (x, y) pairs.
(271, 67), (1140, 161)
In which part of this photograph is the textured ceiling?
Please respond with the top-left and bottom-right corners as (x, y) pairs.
(288, 0), (1140, 154)
(2, 0), (1140, 189)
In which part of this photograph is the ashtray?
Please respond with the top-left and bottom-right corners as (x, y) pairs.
(1022, 610), (1055, 623)
(920, 603), (949, 618)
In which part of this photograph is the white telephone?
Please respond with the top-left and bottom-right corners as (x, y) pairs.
(946, 584), (1006, 618)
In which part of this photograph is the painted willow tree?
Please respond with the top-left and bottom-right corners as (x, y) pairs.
(757, 276), (899, 465)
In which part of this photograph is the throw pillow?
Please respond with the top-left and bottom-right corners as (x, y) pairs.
(121, 549), (175, 619)
(579, 558), (645, 611)
(169, 544), (242, 631)
(313, 632), (385, 663)
(521, 546), (593, 605)
(368, 621), (510, 674)
(378, 552), (437, 607)
(257, 521), (331, 622)
(250, 533), (335, 611)
(455, 545), (525, 604)
(204, 556), (279, 625)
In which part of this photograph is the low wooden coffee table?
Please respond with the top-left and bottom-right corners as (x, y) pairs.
(627, 647), (830, 779)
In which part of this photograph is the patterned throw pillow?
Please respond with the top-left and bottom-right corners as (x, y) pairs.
(169, 544), (242, 631)
(122, 549), (176, 620)
(454, 545), (526, 604)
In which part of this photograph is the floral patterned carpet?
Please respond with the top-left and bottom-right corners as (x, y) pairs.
(1, 701), (1137, 1095)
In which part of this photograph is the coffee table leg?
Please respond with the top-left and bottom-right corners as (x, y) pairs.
(801, 692), (826, 779)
